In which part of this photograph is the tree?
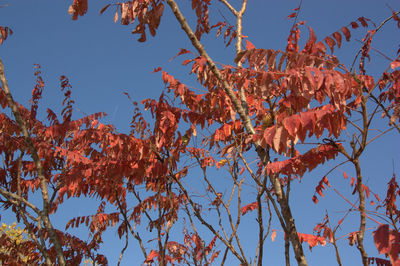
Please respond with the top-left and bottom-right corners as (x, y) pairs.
(0, 0), (399, 265)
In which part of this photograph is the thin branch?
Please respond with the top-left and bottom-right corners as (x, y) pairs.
(326, 213), (342, 266)
(347, 119), (364, 134)
(332, 188), (382, 225)
(366, 126), (395, 145)
(115, 191), (147, 259)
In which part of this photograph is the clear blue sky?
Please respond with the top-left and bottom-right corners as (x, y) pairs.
(1, 0), (400, 265)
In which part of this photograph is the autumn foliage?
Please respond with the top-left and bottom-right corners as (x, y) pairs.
(0, 0), (400, 265)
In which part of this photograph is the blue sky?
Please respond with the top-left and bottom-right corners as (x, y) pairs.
(1, 0), (400, 265)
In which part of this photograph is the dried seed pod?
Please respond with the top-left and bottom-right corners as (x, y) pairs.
(261, 113), (274, 129)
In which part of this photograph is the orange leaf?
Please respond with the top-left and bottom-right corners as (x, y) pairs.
(341, 27), (351, 41)
(246, 40), (255, 50)
(324, 36), (336, 53)
(332, 32), (342, 48)
(152, 67), (162, 73)
(241, 202), (258, 215)
(239, 166), (245, 175)
(358, 17), (369, 27)
(351, 21), (359, 29)
(271, 230), (277, 242)
(145, 250), (159, 263)
(391, 60), (400, 69)
(312, 195), (319, 204)
(363, 184), (370, 198)
(114, 10), (118, 23)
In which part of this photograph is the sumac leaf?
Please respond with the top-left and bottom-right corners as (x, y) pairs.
(351, 21), (359, 29)
(241, 202), (258, 215)
(324, 36), (336, 53)
(341, 26), (351, 41)
(332, 31), (342, 48)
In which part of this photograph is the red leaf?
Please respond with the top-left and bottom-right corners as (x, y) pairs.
(341, 27), (351, 41)
(358, 17), (369, 27)
(324, 36), (336, 53)
(298, 233), (327, 250)
(68, 0), (88, 20)
(170, 48), (192, 62)
(322, 176), (331, 187)
(315, 42), (326, 53)
(332, 32), (342, 48)
(351, 177), (355, 187)
(305, 67), (317, 89)
(343, 172), (348, 179)
(152, 67), (162, 73)
(271, 230), (277, 241)
(348, 231), (358, 246)
(239, 166), (245, 175)
(351, 21), (359, 29)
(287, 12), (296, 19)
(241, 202), (258, 215)
(145, 250), (160, 263)
(374, 225), (391, 254)
(272, 126), (283, 151)
(246, 40), (256, 50)
(391, 60), (400, 69)
(114, 10), (118, 23)
(282, 115), (301, 137)
(316, 187), (324, 197)
(363, 184), (370, 198)
(303, 27), (317, 54)
(312, 195), (319, 204)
